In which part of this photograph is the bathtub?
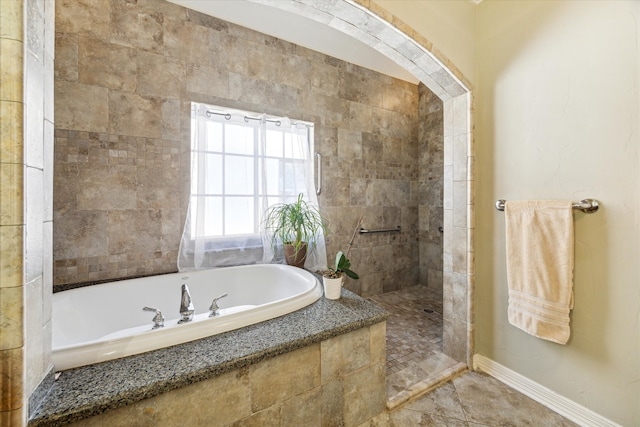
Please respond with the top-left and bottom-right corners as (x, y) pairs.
(52, 264), (322, 371)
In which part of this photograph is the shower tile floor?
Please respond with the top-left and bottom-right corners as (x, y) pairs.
(369, 286), (577, 426)
(368, 285), (464, 402)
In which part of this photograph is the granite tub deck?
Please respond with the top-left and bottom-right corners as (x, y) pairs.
(29, 289), (388, 426)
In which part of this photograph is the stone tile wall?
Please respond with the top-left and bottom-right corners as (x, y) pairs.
(1, 0), (55, 425)
(418, 84), (444, 296)
(53, 0), (442, 298)
(67, 323), (387, 427)
(0, 1), (25, 423)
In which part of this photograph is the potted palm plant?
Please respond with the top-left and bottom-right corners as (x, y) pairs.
(323, 250), (359, 299)
(262, 193), (325, 268)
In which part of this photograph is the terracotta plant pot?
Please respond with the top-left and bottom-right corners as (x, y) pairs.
(283, 242), (307, 268)
(322, 275), (343, 300)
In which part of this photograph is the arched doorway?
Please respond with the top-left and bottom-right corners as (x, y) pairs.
(251, 0), (475, 369)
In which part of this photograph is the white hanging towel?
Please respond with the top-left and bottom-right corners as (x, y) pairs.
(504, 200), (574, 344)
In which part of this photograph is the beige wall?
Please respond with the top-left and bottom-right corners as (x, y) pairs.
(475, 1), (640, 425)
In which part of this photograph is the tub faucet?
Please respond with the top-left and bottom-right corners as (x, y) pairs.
(178, 284), (195, 324)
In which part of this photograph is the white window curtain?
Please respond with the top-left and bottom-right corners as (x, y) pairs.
(178, 104), (327, 272)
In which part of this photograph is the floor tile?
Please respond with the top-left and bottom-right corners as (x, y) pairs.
(370, 286), (577, 426)
(453, 372), (578, 427)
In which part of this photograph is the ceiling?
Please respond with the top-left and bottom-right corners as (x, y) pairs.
(168, 0), (420, 84)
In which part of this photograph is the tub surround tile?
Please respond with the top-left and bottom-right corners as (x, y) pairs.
(281, 387), (322, 427)
(250, 344), (321, 412)
(28, 289), (387, 426)
(109, 1), (164, 54)
(54, 33), (78, 82)
(54, 81), (109, 132)
(52, 0), (454, 351)
(107, 91), (164, 139)
(77, 165), (137, 211)
(321, 326), (371, 383)
(344, 362), (387, 426)
(77, 37), (137, 92)
(53, 210), (109, 260)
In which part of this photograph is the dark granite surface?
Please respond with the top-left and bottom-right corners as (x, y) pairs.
(29, 288), (387, 426)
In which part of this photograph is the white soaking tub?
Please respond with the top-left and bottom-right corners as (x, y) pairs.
(52, 264), (322, 371)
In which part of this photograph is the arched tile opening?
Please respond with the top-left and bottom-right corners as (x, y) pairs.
(251, 0), (475, 367)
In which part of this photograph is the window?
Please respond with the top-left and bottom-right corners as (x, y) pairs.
(178, 102), (323, 270)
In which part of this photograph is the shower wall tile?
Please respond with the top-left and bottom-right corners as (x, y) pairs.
(337, 128), (362, 159)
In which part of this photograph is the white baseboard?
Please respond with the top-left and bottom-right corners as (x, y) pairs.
(472, 354), (621, 427)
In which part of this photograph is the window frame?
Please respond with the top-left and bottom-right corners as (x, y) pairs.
(189, 103), (315, 249)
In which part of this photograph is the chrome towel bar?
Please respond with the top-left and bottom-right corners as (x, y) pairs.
(495, 199), (599, 214)
(359, 226), (401, 234)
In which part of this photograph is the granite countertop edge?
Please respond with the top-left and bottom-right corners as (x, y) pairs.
(29, 288), (388, 427)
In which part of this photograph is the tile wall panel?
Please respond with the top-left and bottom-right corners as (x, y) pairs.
(53, 0), (443, 298)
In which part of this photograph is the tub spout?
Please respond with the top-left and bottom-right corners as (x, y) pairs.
(178, 284), (195, 324)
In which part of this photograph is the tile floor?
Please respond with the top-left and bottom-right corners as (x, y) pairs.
(368, 285), (447, 375)
(386, 370), (578, 426)
(369, 286), (464, 404)
(369, 286), (577, 426)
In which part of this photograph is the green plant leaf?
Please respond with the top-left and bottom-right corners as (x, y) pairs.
(262, 193), (326, 256)
(343, 268), (359, 280)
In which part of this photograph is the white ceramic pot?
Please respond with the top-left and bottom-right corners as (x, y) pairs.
(322, 275), (343, 300)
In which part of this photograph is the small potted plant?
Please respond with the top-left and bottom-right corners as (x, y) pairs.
(262, 193), (325, 268)
(323, 250), (359, 299)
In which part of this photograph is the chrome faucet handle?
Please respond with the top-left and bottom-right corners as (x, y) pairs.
(178, 284), (195, 324)
(209, 293), (228, 317)
(143, 307), (164, 329)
